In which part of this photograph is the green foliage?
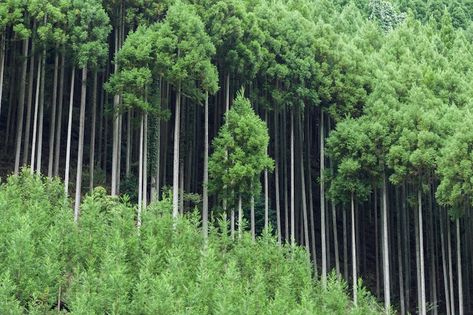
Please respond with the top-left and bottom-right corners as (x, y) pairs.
(209, 92), (274, 206)
(68, 0), (111, 69)
(0, 171), (381, 314)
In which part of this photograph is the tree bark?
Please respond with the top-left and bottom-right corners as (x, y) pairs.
(274, 109), (281, 244)
(203, 92), (209, 239)
(143, 112), (148, 208)
(64, 67), (76, 194)
(30, 54), (41, 173)
(264, 111), (269, 229)
(48, 52), (59, 178)
(73, 67), (88, 223)
(138, 113), (144, 227)
(23, 27), (36, 166)
(440, 207), (451, 315)
(290, 108), (295, 246)
(320, 108), (327, 287)
(35, 51), (46, 174)
(126, 109), (131, 177)
(457, 218), (463, 315)
(299, 111), (309, 254)
(0, 33), (5, 117)
(396, 188), (405, 315)
(89, 71), (98, 191)
(238, 194), (243, 239)
(351, 192), (357, 306)
(418, 188), (426, 315)
(251, 194), (255, 240)
(382, 173), (391, 311)
(14, 37), (29, 174)
(54, 53), (65, 176)
(172, 83), (181, 218)
(447, 214), (455, 314)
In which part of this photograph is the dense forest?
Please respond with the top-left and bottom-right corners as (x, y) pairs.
(1, 0), (473, 314)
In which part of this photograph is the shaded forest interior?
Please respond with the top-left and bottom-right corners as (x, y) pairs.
(1, 0), (473, 314)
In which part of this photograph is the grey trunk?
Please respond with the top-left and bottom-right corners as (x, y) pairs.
(382, 174), (391, 311)
(48, 52), (59, 178)
(73, 67), (87, 223)
(172, 83), (181, 218)
(321, 109), (327, 287)
(351, 192), (357, 306)
(89, 71), (98, 191)
(54, 53), (65, 176)
(202, 92), (209, 239)
(64, 67), (76, 194)
(14, 37), (29, 174)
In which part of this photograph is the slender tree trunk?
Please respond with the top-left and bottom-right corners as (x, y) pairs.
(0, 33), (5, 117)
(382, 173), (391, 312)
(89, 71), (97, 191)
(111, 25), (120, 196)
(274, 109), (281, 244)
(343, 206), (348, 282)
(299, 111), (309, 254)
(23, 27), (36, 165)
(251, 194), (255, 240)
(30, 55), (41, 173)
(264, 111), (269, 229)
(238, 194), (243, 239)
(35, 52), (46, 174)
(64, 67), (76, 194)
(202, 92), (209, 239)
(418, 188), (426, 315)
(172, 83), (181, 218)
(14, 37), (29, 174)
(457, 218), (463, 315)
(306, 112), (317, 270)
(137, 113), (144, 227)
(447, 217), (455, 314)
(440, 207), (451, 315)
(283, 109), (289, 242)
(48, 52), (59, 177)
(54, 54), (65, 176)
(395, 188), (405, 315)
(351, 192), (357, 306)
(320, 108), (327, 287)
(290, 108), (295, 246)
(143, 112), (148, 208)
(73, 67), (87, 223)
(126, 109), (131, 177)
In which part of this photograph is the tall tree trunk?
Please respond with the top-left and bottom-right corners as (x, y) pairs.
(14, 37), (29, 174)
(137, 113), (144, 227)
(343, 206), (348, 282)
(238, 194), (243, 239)
(299, 111), (309, 254)
(396, 188), (405, 315)
(0, 33), (5, 117)
(73, 67), (88, 223)
(351, 192), (357, 306)
(64, 67), (76, 194)
(382, 173), (391, 311)
(306, 111), (316, 262)
(251, 194), (255, 240)
(202, 92), (209, 239)
(111, 24), (120, 196)
(126, 109), (131, 177)
(48, 52), (59, 177)
(274, 109), (281, 244)
(143, 112), (148, 208)
(172, 83), (181, 218)
(23, 26), (36, 165)
(440, 207), (451, 315)
(89, 71), (97, 191)
(456, 218), (463, 315)
(320, 108), (327, 287)
(264, 111), (269, 229)
(447, 217), (455, 314)
(418, 188), (426, 315)
(35, 51), (46, 174)
(54, 53), (65, 176)
(290, 108), (295, 246)
(30, 55), (41, 173)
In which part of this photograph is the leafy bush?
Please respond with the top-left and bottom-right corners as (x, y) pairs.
(0, 171), (381, 314)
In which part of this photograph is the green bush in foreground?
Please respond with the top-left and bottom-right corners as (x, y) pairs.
(0, 171), (382, 314)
